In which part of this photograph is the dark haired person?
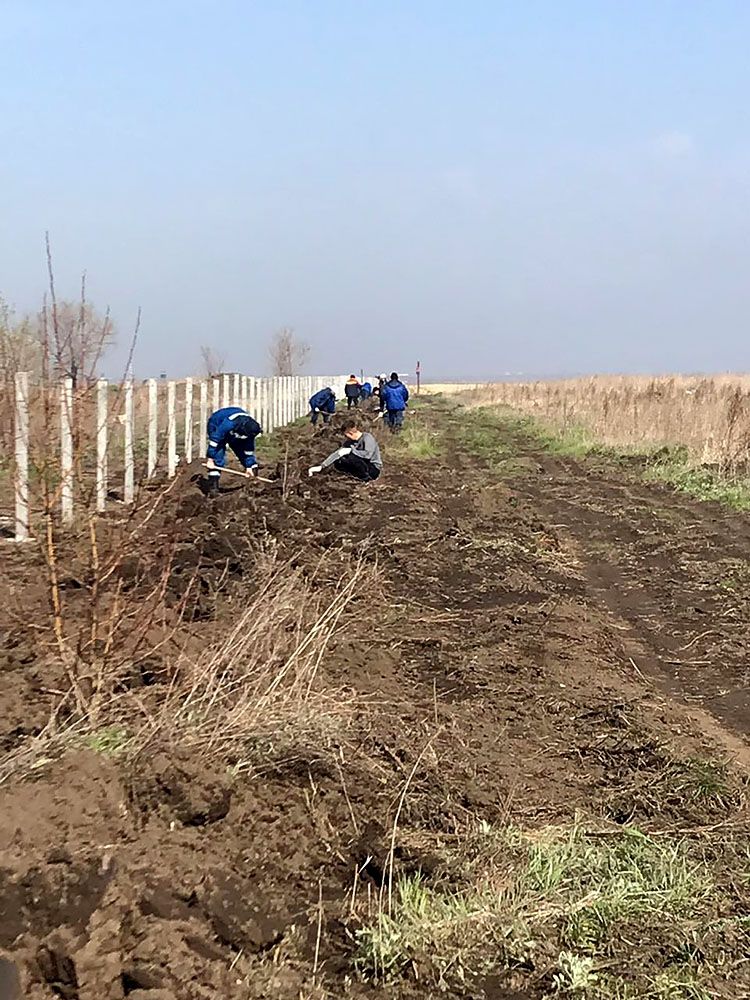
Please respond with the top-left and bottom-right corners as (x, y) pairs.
(205, 406), (262, 495)
(375, 373), (388, 411)
(344, 374), (362, 409)
(308, 417), (382, 482)
(380, 372), (409, 432)
(309, 385), (336, 425)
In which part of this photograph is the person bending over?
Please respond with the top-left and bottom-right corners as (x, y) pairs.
(309, 385), (336, 426)
(308, 417), (382, 482)
(205, 406), (262, 495)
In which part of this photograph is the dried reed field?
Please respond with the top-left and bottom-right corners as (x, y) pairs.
(457, 375), (750, 471)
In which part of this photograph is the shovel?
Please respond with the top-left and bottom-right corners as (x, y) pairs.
(202, 464), (274, 484)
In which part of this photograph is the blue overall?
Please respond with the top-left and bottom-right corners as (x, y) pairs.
(381, 379), (409, 430)
(206, 407), (261, 477)
(309, 388), (336, 424)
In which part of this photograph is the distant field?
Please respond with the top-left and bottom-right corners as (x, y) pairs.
(452, 374), (750, 470)
(419, 381), (481, 394)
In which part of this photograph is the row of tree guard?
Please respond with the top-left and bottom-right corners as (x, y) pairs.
(10, 373), (351, 541)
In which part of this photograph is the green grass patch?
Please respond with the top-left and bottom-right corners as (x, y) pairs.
(407, 395), (430, 411)
(455, 403), (750, 510)
(716, 559), (750, 593)
(450, 407), (516, 470)
(80, 725), (131, 757)
(644, 453), (750, 511)
(352, 822), (744, 997)
(453, 406), (608, 470)
(523, 825), (704, 953)
(354, 872), (491, 981)
(257, 425), (298, 465)
(390, 422), (440, 459)
(670, 758), (742, 813)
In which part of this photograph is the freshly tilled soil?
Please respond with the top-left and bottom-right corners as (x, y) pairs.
(0, 398), (748, 999)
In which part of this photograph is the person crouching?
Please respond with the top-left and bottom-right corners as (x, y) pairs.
(308, 417), (382, 482)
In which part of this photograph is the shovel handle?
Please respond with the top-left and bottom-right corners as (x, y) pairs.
(202, 464), (273, 483)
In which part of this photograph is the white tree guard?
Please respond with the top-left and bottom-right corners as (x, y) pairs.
(96, 379), (108, 512)
(14, 372), (29, 541)
(184, 377), (193, 461)
(60, 377), (74, 525)
(167, 381), (177, 477)
(259, 378), (269, 433)
(199, 380), (208, 454)
(124, 380), (134, 504)
(147, 378), (158, 478)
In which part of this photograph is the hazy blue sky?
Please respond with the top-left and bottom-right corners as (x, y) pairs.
(2, 0), (750, 379)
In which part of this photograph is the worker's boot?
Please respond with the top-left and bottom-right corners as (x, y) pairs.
(206, 475), (220, 498)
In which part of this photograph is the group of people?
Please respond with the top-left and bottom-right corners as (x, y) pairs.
(310, 372), (409, 431)
(305, 372), (409, 482)
(343, 374), (372, 408)
(202, 371), (409, 494)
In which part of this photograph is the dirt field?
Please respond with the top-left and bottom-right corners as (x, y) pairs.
(1, 398), (749, 1000)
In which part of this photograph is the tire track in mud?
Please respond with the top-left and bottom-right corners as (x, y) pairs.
(487, 429), (750, 762)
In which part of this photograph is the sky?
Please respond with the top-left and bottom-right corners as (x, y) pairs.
(2, 0), (750, 380)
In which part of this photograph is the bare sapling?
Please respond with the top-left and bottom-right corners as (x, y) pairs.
(268, 327), (310, 376)
(27, 241), (188, 728)
(200, 344), (226, 377)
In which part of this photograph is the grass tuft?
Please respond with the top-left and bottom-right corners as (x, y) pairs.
(644, 453), (750, 510)
(148, 548), (371, 774)
(552, 951), (599, 994)
(390, 423), (440, 459)
(352, 822), (727, 996)
(81, 725), (131, 757)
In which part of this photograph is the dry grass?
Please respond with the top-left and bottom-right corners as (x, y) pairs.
(0, 544), (371, 784)
(419, 382), (482, 396)
(454, 376), (750, 471)
(148, 549), (370, 772)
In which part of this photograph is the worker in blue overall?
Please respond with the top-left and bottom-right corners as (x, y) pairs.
(309, 386), (336, 426)
(205, 407), (262, 496)
(380, 373), (409, 432)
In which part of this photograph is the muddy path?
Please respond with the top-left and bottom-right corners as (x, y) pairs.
(486, 418), (750, 755)
(0, 399), (748, 999)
